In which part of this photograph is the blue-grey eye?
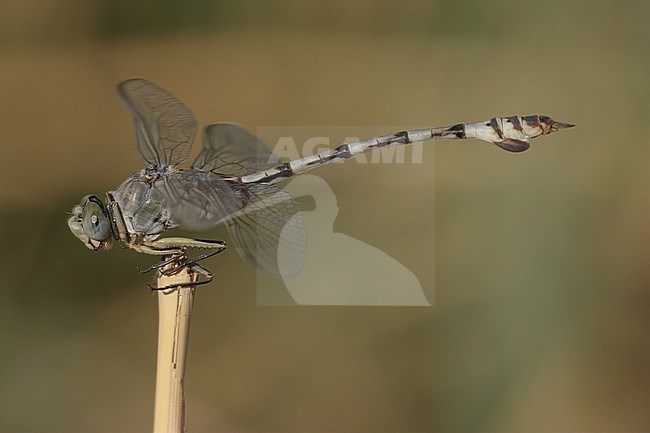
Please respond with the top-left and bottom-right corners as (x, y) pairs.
(81, 196), (111, 241)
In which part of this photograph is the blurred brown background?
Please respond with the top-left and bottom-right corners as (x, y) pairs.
(0, 0), (648, 431)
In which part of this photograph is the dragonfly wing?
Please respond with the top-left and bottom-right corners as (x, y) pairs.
(193, 124), (281, 176)
(225, 183), (305, 276)
(154, 171), (242, 231)
(155, 171), (305, 276)
(118, 78), (197, 167)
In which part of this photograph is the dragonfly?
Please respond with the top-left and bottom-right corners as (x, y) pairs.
(68, 78), (574, 288)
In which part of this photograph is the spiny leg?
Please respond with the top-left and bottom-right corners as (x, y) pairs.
(137, 237), (227, 275)
(157, 240), (227, 277)
(175, 243), (227, 268)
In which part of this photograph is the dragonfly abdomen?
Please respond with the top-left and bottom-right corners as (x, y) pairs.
(238, 114), (573, 184)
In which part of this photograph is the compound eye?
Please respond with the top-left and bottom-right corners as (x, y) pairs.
(81, 197), (111, 241)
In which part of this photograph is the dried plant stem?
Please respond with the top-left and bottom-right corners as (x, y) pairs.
(153, 260), (197, 433)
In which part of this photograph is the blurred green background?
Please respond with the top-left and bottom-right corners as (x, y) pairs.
(0, 0), (648, 431)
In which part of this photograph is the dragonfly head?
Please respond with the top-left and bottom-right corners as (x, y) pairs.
(68, 195), (114, 251)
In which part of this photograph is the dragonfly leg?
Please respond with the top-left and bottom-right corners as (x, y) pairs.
(137, 237), (226, 272)
(154, 244), (226, 276)
(145, 237), (226, 253)
(138, 255), (180, 274)
(157, 238), (226, 274)
(148, 262), (214, 291)
(177, 245), (227, 267)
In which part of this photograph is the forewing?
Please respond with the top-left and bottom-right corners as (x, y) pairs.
(193, 124), (281, 176)
(118, 78), (197, 167)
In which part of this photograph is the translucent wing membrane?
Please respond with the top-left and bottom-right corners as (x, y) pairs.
(156, 171), (305, 276)
(118, 78), (197, 167)
(193, 124), (281, 176)
(154, 171), (239, 231)
(225, 183), (305, 276)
